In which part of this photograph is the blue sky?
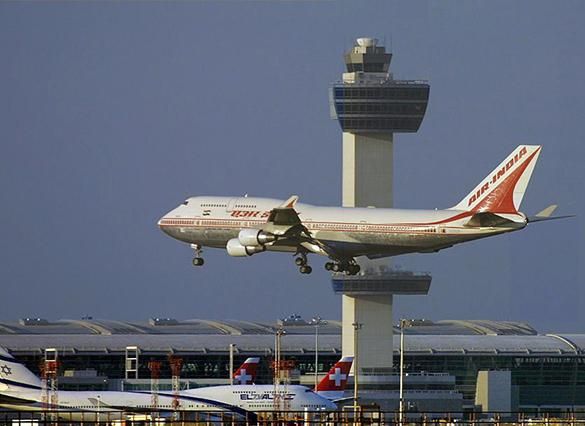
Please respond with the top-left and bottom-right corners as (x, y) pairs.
(1, 1), (583, 332)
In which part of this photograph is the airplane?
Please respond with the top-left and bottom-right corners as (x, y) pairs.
(0, 348), (352, 419)
(158, 145), (571, 275)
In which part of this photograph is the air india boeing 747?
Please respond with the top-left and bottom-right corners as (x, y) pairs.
(158, 145), (569, 275)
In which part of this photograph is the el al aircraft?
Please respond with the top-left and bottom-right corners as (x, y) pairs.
(0, 348), (353, 420)
(159, 145), (570, 275)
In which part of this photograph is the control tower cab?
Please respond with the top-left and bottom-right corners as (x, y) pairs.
(330, 37), (429, 134)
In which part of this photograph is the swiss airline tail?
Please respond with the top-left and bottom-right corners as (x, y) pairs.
(450, 145), (542, 213)
(315, 356), (353, 400)
(233, 357), (260, 385)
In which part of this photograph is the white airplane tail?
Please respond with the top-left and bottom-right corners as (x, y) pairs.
(450, 145), (542, 213)
(0, 347), (42, 391)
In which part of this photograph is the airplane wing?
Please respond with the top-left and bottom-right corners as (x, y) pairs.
(264, 196), (348, 260)
(267, 195), (302, 227)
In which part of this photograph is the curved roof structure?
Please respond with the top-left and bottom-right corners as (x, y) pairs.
(0, 317), (582, 357)
(0, 318), (536, 337)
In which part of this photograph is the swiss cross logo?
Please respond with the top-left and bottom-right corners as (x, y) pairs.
(235, 368), (252, 384)
(328, 367), (346, 387)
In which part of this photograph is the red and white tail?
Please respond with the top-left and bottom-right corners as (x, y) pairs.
(315, 356), (353, 400)
(450, 145), (542, 213)
(233, 357), (260, 385)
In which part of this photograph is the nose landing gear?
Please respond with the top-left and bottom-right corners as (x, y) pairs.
(191, 244), (204, 267)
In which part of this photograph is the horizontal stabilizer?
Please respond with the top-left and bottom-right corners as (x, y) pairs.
(534, 204), (558, 218)
(527, 204), (575, 223)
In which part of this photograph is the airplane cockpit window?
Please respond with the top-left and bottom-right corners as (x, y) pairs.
(182, 200), (189, 205)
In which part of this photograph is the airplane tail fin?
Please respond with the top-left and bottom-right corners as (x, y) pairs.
(449, 145), (542, 213)
(233, 357), (260, 385)
(0, 347), (42, 392)
(315, 356), (353, 400)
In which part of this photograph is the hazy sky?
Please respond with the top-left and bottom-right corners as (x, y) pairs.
(1, 1), (583, 333)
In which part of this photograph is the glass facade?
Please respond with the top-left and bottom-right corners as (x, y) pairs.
(331, 84), (430, 132)
(405, 354), (585, 409)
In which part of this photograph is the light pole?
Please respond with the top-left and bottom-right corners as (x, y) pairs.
(399, 319), (409, 426)
(229, 343), (236, 385)
(352, 322), (363, 420)
(310, 316), (327, 391)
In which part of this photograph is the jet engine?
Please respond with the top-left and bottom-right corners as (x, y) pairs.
(238, 229), (277, 246)
(226, 238), (266, 257)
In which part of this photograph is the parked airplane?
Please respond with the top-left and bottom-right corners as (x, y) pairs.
(159, 145), (570, 275)
(0, 349), (351, 419)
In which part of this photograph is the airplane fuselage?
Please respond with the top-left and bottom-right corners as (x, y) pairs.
(1, 384), (335, 419)
(159, 196), (526, 260)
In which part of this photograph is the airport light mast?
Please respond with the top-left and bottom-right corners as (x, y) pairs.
(329, 38), (431, 400)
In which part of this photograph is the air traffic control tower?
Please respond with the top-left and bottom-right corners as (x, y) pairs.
(329, 38), (432, 381)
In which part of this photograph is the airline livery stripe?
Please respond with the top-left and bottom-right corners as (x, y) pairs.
(0, 354), (20, 363)
(0, 378), (42, 390)
(159, 211), (475, 233)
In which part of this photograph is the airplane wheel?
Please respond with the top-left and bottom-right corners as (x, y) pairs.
(300, 265), (312, 274)
(192, 257), (204, 266)
(295, 256), (306, 266)
(324, 262), (334, 271)
(332, 263), (342, 273)
(348, 265), (360, 275)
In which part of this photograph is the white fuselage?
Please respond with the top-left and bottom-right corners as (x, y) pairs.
(158, 196), (526, 259)
(1, 384), (336, 419)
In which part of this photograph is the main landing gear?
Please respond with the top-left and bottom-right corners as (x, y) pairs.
(191, 244), (204, 267)
(295, 253), (313, 274)
(324, 260), (360, 276)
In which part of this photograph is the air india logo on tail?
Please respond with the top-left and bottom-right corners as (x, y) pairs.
(468, 146), (528, 207)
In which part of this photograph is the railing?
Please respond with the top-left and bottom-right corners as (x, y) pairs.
(4, 410), (585, 425)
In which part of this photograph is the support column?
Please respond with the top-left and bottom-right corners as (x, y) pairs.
(342, 294), (394, 374)
(342, 133), (393, 209)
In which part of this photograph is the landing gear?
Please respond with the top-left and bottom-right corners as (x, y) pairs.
(300, 265), (313, 274)
(347, 264), (361, 275)
(325, 260), (360, 275)
(191, 244), (204, 267)
(294, 252), (312, 274)
(295, 254), (307, 267)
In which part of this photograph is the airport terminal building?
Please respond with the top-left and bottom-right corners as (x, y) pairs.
(1, 317), (584, 415)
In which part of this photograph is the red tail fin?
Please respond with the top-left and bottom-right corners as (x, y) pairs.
(450, 145), (541, 213)
(233, 357), (260, 384)
(315, 356), (353, 399)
